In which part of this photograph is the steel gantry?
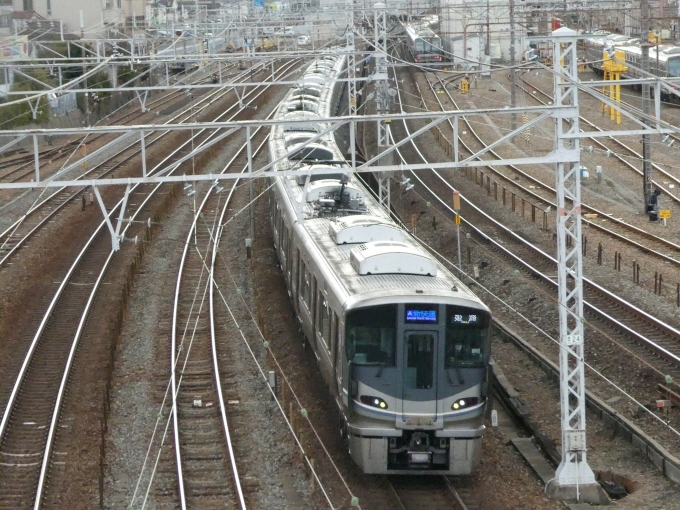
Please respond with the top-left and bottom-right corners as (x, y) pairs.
(546, 26), (599, 504)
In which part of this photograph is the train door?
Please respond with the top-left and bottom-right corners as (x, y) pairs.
(336, 316), (346, 404)
(401, 332), (438, 422)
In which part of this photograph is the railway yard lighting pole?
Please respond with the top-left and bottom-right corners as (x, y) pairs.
(545, 27), (600, 504)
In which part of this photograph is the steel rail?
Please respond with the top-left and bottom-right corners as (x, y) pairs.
(0, 59), (296, 510)
(423, 74), (680, 268)
(169, 61), (299, 509)
(517, 73), (680, 202)
(442, 476), (469, 510)
(391, 62), (680, 380)
(0, 62), (268, 268)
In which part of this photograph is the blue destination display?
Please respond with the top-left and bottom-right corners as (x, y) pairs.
(406, 309), (437, 322)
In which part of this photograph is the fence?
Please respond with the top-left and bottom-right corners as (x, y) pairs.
(49, 92), (78, 117)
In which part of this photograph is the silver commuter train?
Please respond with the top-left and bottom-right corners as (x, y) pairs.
(268, 52), (492, 474)
(402, 22), (443, 63)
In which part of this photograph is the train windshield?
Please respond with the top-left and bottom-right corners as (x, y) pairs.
(444, 306), (490, 368)
(668, 58), (680, 77)
(415, 37), (442, 53)
(346, 304), (396, 365)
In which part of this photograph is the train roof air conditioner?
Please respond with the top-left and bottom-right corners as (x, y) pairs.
(350, 241), (438, 276)
(329, 215), (405, 244)
(282, 111), (320, 132)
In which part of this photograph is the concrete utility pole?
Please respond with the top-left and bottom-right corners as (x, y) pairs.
(640, 0), (654, 213)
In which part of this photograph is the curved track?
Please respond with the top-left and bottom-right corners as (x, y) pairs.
(417, 73), (680, 271)
(0, 59), (300, 509)
(391, 60), (680, 397)
(0, 62), (260, 268)
(167, 119), (270, 509)
(517, 72), (680, 204)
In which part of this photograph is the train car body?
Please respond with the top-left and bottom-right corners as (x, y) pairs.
(403, 22), (444, 63)
(586, 37), (680, 100)
(268, 53), (492, 475)
(156, 35), (228, 73)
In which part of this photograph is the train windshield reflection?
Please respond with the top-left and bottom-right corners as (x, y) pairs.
(346, 304), (396, 365)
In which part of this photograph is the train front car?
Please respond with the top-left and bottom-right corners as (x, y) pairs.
(268, 52), (492, 476)
(404, 23), (443, 63)
(342, 282), (491, 475)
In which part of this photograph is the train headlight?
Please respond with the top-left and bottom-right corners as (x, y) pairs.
(360, 395), (388, 409)
(451, 397), (479, 410)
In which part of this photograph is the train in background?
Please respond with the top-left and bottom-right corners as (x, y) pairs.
(154, 33), (229, 74)
(267, 51), (493, 474)
(586, 34), (680, 101)
(402, 21), (444, 63)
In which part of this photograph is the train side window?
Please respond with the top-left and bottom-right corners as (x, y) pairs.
(310, 275), (317, 329)
(323, 305), (331, 350)
(318, 295), (331, 351)
(301, 263), (311, 307)
(330, 312), (338, 360)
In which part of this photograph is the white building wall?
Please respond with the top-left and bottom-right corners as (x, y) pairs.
(441, 0), (529, 64)
(12, 0), (145, 37)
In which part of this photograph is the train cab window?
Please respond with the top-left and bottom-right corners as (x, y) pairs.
(346, 304), (396, 365)
(444, 307), (490, 369)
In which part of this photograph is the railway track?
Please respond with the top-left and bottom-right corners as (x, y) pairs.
(517, 71), (680, 206)
(0, 59), (301, 509)
(168, 125), (269, 509)
(0, 62), (260, 269)
(142, 88), (277, 508)
(416, 73), (680, 273)
(0, 64), (233, 183)
(387, 476), (477, 510)
(393, 59), (680, 397)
